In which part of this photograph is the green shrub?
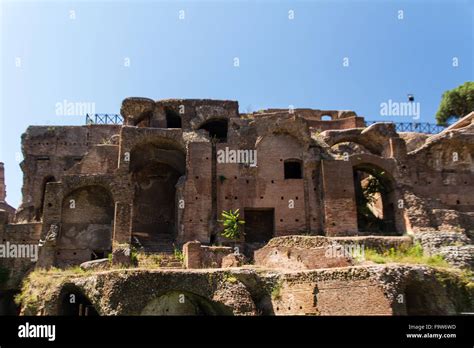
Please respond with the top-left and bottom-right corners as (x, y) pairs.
(364, 243), (450, 268)
(271, 281), (283, 300)
(219, 209), (245, 240)
(173, 246), (184, 263)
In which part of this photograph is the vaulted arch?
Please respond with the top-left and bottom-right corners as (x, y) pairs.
(58, 185), (114, 266)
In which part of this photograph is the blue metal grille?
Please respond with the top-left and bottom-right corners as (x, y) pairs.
(365, 121), (445, 134)
(86, 113), (123, 125)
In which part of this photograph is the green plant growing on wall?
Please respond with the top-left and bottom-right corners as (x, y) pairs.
(173, 245), (184, 263)
(219, 209), (245, 240)
(271, 281), (283, 300)
(362, 173), (387, 205)
(218, 175), (227, 184)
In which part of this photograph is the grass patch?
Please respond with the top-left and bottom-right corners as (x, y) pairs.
(14, 266), (93, 314)
(222, 272), (238, 284)
(136, 253), (164, 268)
(173, 246), (185, 264)
(363, 243), (450, 268)
(271, 281), (283, 300)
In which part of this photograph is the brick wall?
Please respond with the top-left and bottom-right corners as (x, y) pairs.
(321, 160), (358, 236)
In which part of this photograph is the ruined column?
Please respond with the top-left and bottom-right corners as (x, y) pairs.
(321, 160), (358, 236)
(113, 202), (132, 244)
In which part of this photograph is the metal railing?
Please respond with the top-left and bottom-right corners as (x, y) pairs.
(365, 121), (445, 134)
(83, 114), (445, 134)
(86, 113), (123, 125)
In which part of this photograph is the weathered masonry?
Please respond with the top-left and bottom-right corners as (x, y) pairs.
(1, 98), (473, 268)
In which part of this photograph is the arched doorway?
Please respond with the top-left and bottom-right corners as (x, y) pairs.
(199, 119), (228, 142)
(58, 185), (114, 266)
(353, 164), (398, 234)
(59, 285), (99, 316)
(130, 142), (185, 251)
(141, 291), (233, 315)
(165, 109), (182, 128)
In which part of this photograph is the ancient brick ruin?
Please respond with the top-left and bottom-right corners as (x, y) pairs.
(0, 97), (473, 315)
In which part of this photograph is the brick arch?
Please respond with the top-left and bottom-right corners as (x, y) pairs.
(57, 184), (115, 267)
(349, 154), (404, 235)
(57, 283), (100, 316)
(119, 128), (186, 172)
(197, 117), (229, 142)
(320, 114), (333, 121)
(255, 118), (312, 150)
(128, 139), (186, 244)
(140, 290), (234, 316)
(61, 176), (123, 206)
(129, 141), (186, 176)
(349, 153), (398, 181)
(256, 131), (308, 151)
(329, 136), (383, 156)
(127, 132), (186, 154)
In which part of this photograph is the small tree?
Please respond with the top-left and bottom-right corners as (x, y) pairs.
(219, 209), (245, 240)
(436, 82), (474, 126)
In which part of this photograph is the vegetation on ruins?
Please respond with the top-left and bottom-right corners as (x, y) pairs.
(219, 209), (245, 240)
(14, 267), (89, 315)
(363, 243), (450, 268)
(436, 81), (474, 125)
(271, 281), (283, 300)
(356, 173), (388, 232)
(173, 245), (185, 263)
(362, 174), (388, 204)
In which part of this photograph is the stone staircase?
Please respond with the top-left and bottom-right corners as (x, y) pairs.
(132, 232), (175, 254)
(132, 232), (183, 268)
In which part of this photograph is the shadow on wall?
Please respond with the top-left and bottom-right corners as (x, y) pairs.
(402, 280), (456, 315)
(0, 290), (20, 315)
(140, 291), (234, 316)
(59, 284), (99, 316)
(353, 163), (399, 235)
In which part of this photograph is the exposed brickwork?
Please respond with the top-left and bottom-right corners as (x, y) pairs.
(0, 97), (472, 272)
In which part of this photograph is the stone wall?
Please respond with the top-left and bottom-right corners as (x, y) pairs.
(18, 264), (473, 316)
(183, 241), (233, 269)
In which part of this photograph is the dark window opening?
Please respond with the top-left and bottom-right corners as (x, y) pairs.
(91, 250), (106, 260)
(60, 290), (99, 316)
(166, 109), (182, 128)
(284, 160), (302, 179)
(353, 166), (398, 234)
(35, 176), (56, 221)
(199, 119), (228, 142)
(244, 208), (274, 243)
(403, 283), (444, 315)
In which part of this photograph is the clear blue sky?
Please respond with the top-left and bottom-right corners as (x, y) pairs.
(1, 0), (472, 208)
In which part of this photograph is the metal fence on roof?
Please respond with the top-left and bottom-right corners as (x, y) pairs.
(365, 121), (445, 134)
(86, 113), (123, 125)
